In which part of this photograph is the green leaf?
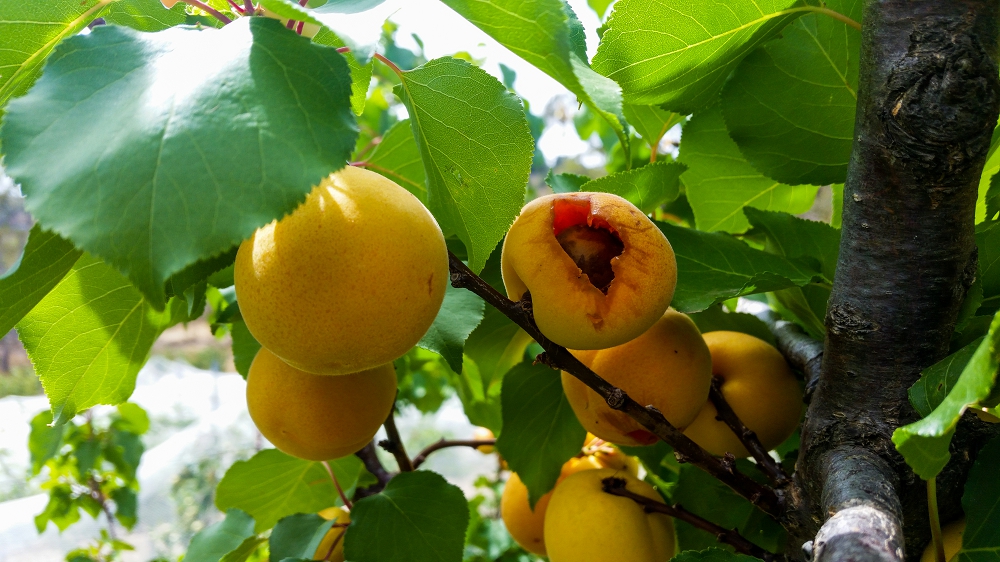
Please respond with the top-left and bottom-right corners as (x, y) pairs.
(672, 549), (762, 562)
(258, 0), (390, 63)
(623, 104), (685, 148)
(111, 487), (138, 529)
(438, 0), (630, 158)
(395, 57), (533, 272)
(976, 221), (1000, 312)
(892, 310), (1000, 479)
(909, 338), (983, 418)
(688, 305), (775, 346)
(580, 161), (685, 214)
(184, 509), (257, 562)
(311, 27), (373, 116)
(544, 170), (589, 194)
(592, 0), (807, 112)
(449, 358), (503, 434)
(115, 402), (150, 434)
(745, 208), (840, 282)
(28, 410), (64, 475)
(679, 106), (818, 233)
(658, 221), (821, 313)
(18, 255), (187, 423)
(269, 513), (334, 562)
(495, 362), (586, 507)
(619, 441), (681, 484)
(0, 224), (82, 336)
(102, 0), (188, 31)
(362, 119), (426, 201)
(987, 172), (1000, 222)
(957, 436), (1000, 562)
(216, 449), (364, 532)
(673, 464), (785, 553)
(166, 246), (238, 301)
(417, 282), (485, 374)
(231, 320), (262, 380)
(344, 471), (469, 562)
(588, 0), (615, 19)
(1, 18), (357, 309)
(720, 0), (862, 185)
(222, 536), (268, 562)
(464, 306), (531, 394)
(976, 124), (1000, 222)
(0, 0), (113, 109)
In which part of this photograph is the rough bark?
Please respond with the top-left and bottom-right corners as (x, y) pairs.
(790, 1), (1000, 560)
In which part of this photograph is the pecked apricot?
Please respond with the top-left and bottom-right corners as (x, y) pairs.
(683, 331), (802, 457)
(501, 192), (676, 350)
(246, 348), (397, 461)
(562, 309), (712, 446)
(235, 165), (447, 376)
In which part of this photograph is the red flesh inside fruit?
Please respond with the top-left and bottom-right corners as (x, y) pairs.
(552, 198), (624, 293)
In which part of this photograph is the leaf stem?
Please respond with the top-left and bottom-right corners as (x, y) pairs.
(181, 0), (232, 24)
(411, 439), (497, 468)
(321, 460), (353, 509)
(928, 478), (945, 562)
(244, 0), (254, 14)
(811, 6), (862, 30)
(374, 53), (406, 80)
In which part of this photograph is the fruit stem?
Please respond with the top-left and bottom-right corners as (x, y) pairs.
(601, 477), (782, 561)
(322, 460), (354, 509)
(411, 438), (497, 469)
(180, 0), (232, 24)
(928, 478), (945, 562)
(379, 406), (414, 471)
(708, 376), (790, 486)
(447, 251), (785, 519)
(244, 0), (254, 14)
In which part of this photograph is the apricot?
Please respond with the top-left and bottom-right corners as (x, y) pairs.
(920, 520), (964, 562)
(235, 165), (447, 375)
(313, 507), (350, 562)
(500, 438), (638, 555)
(472, 427), (496, 454)
(246, 348), (397, 461)
(562, 309), (712, 446)
(683, 331), (802, 457)
(544, 468), (675, 562)
(501, 192), (676, 350)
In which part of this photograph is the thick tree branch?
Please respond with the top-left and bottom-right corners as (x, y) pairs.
(709, 376), (790, 486)
(791, 1), (1000, 560)
(756, 310), (824, 401)
(448, 253), (783, 518)
(601, 477), (782, 561)
(411, 439), (496, 469)
(379, 408), (413, 472)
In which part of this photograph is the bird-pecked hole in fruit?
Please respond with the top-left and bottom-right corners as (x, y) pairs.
(552, 198), (624, 294)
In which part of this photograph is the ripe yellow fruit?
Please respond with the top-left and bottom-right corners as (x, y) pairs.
(920, 520), (964, 562)
(313, 507), (350, 561)
(501, 192), (676, 350)
(246, 348), (397, 461)
(683, 331), (802, 457)
(472, 427), (496, 454)
(544, 468), (675, 562)
(235, 165), (448, 375)
(562, 309), (712, 446)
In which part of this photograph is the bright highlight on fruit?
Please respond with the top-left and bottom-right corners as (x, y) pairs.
(235, 165), (448, 376)
(544, 469), (675, 562)
(313, 507), (351, 562)
(246, 348), (397, 461)
(683, 331), (802, 457)
(562, 309), (712, 446)
(501, 192), (676, 350)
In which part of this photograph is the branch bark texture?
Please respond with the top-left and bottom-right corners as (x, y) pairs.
(793, 1), (1000, 560)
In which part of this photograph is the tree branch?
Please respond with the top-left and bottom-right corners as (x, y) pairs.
(601, 477), (782, 561)
(755, 310), (824, 401)
(411, 439), (496, 469)
(448, 253), (783, 518)
(379, 407), (413, 472)
(708, 376), (789, 486)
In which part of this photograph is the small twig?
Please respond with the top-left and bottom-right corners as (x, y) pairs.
(601, 477), (781, 561)
(321, 525), (347, 562)
(87, 478), (117, 541)
(411, 439), (497, 468)
(244, 0), (254, 13)
(708, 376), (790, 486)
(379, 407), (413, 472)
(180, 0), (232, 23)
(226, 0), (245, 14)
(448, 252), (783, 518)
(353, 441), (392, 499)
(321, 461), (353, 509)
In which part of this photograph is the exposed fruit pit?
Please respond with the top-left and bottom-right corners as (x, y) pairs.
(552, 198), (624, 293)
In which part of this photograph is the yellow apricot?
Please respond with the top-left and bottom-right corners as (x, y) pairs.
(562, 309), (712, 446)
(683, 331), (802, 457)
(313, 507), (350, 562)
(920, 520), (964, 562)
(235, 165), (447, 375)
(472, 427), (496, 454)
(246, 348), (397, 461)
(501, 439), (639, 556)
(544, 468), (675, 562)
(501, 192), (676, 350)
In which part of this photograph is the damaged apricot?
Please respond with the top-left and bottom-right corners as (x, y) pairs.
(501, 192), (676, 350)
(562, 309), (712, 446)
